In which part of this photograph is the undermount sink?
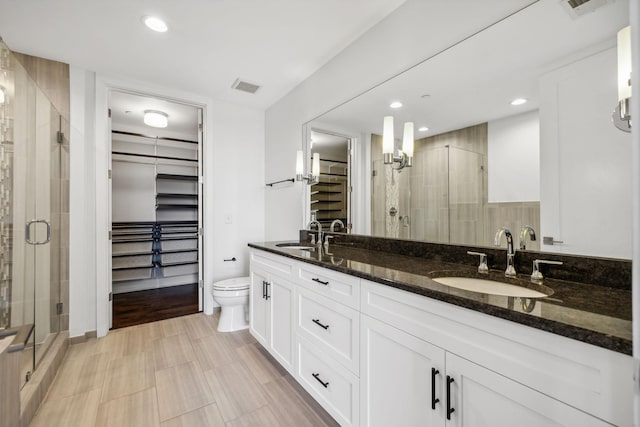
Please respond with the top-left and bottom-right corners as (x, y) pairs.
(432, 276), (552, 298)
(275, 242), (316, 251)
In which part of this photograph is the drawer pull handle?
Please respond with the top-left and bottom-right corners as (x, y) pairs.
(446, 376), (455, 420)
(312, 372), (329, 388)
(312, 319), (330, 330)
(431, 368), (440, 410)
(312, 277), (329, 285)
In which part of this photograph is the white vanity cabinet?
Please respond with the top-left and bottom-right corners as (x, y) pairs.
(361, 280), (632, 427)
(249, 250), (295, 373)
(248, 249), (633, 427)
(361, 315), (612, 427)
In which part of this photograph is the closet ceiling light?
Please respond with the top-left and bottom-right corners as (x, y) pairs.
(418, 126), (429, 132)
(390, 101), (403, 109)
(144, 110), (168, 128)
(142, 16), (168, 33)
(510, 98), (528, 106)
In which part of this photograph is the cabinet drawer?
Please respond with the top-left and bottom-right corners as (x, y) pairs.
(297, 263), (359, 309)
(251, 250), (295, 278)
(296, 336), (359, 427)
(296, 287), (359, 374)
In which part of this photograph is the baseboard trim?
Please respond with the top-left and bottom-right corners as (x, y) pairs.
(69, 330), (97, 345)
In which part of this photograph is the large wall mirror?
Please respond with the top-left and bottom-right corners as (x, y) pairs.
(304, 0), (631, 260)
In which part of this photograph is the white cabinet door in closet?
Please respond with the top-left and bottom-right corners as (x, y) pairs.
(111, 161), (156, 222)
(444, 353), (611, 427)
(360, 315), (446, 427)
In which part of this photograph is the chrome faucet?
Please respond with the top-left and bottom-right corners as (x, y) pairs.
(494, 227), (516, 277)
(330, 219), (345, 232)
(307, 220), (323, 246)
(519, 225), (537, 250)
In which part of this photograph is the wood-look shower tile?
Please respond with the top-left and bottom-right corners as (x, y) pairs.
(204, 360), (269, 422)
(95, 387), (160, 427)
(155, 360), (214, 421)
(192, 334), (236, 371)
(153, 333), (197, 370)
(160, 403), (226, 427)
(225, 405), (282, 427)
(101, 351), (155, 403)
(182, 313), (216, 340)
(236, 343), (287, 385)
(263, 376), (338, 427)
(30, 388), (101, 427)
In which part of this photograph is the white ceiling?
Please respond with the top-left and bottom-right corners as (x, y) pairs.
(0, 0), (407, 110)
(313, 0), (629, 140)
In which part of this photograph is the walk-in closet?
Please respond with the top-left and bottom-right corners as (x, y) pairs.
(109, 91), (203, 329)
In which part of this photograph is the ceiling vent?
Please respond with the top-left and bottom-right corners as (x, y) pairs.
(231, 78), (260, 94)
(560, 0), (616, 18)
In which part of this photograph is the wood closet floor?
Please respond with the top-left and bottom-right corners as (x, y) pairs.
(112, 284), (199, 329)
(30, 313), (338, 426)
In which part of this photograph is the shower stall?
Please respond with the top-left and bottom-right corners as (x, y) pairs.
(0, 38), (68, 395)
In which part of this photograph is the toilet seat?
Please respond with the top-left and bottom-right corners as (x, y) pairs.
(212, 277), (250, 291)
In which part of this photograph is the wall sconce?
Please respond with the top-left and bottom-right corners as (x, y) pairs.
(612, 26), (631, 132)
(0, 86), (5, 105)
(383, 116), (414, 169)
(296, 150), (319, 184)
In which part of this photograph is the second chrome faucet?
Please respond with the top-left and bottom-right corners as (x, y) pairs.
(494, 227), (517, 277)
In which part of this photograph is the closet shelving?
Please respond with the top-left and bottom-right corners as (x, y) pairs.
(111, 131), (200, 293)
(310, 158), (348, 229)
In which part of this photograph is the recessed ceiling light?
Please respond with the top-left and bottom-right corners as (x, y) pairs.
(390, 101), (403, 109)
(144, 110), (168, 128)
(510, 98), (528, 106)
(142, 16), (168, 33)
(418, 126), (429, 132)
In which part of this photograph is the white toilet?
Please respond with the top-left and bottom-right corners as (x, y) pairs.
(212, 276), (251, 332)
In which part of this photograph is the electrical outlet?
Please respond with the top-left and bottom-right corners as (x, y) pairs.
(224, 214), (233, 224)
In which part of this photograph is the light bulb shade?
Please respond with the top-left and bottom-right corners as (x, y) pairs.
(312, 153), (320, 179)
(296, 150), (304, 176)
(144, 110), (168, 128)
(382, 116), (394, 155)
(402, 122), (414, 157)
(617, 26), (631, 102)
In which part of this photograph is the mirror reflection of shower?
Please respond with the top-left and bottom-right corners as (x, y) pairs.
(309, 130), (352, 232)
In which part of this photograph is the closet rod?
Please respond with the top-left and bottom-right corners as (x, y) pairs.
(112, 130), (198, 145)
(112, 151), (198, 163)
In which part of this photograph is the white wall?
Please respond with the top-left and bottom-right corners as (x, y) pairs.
(488, 110), (540, 203)
(69, 69), (265, 337)
(539, 46), (632, 259)
(69, 66), (97, 338)
(264, 0), (537, 240)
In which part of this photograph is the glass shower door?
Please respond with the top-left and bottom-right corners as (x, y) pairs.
(0, 40), (62, 388)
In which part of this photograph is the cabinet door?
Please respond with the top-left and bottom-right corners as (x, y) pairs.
(268, 276), (294, 372)
(445, 353), (612, 427)
(361, 315), (446, 427)
(249, 268), (268, 346)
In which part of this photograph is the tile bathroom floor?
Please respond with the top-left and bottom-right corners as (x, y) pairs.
(29, 313), (339, 427)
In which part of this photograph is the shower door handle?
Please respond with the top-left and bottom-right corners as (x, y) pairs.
(25, 219), (51, 245)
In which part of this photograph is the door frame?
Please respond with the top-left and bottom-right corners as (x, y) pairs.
(94, 75), (211, 337)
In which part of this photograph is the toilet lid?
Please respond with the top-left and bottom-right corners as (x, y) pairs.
(212, 277), (250, 291)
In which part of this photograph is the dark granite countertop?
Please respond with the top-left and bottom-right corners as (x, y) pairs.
(248, 240), (632, 355)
